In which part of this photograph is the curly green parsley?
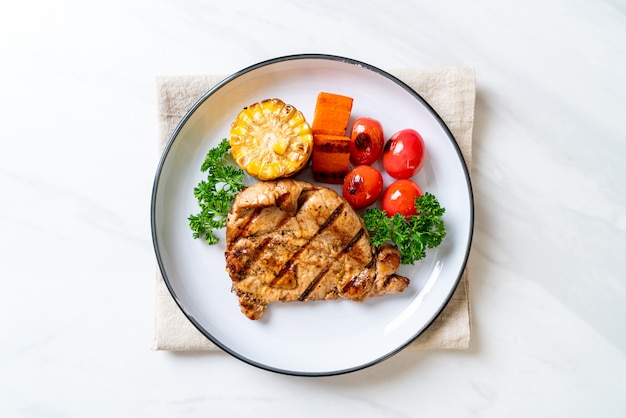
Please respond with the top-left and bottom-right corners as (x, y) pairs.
(361, 193), (446, 264)
(188, 139), (245, 245)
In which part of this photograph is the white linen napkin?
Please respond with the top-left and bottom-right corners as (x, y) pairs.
(152, 67), (475, 351)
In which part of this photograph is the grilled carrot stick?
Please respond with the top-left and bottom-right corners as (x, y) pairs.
(312, 92), (354, 136)
(312, 134), (351, 184)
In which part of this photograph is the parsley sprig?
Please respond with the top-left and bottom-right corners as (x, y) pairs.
(361, 193), (446, 264)
(188, 138), (245, 245)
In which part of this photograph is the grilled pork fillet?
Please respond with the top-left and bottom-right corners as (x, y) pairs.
(225, 179), (410, 320)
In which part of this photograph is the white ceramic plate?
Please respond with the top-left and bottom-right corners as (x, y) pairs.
(151, 54), (473, 376)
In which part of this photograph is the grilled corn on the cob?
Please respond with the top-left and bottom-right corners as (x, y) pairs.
(229, 98), (313, 181)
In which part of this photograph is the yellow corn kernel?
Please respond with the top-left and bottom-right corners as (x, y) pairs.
(272, 137), (290, 155)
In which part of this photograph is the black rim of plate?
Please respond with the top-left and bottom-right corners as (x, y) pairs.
(150, 53), (475, 377)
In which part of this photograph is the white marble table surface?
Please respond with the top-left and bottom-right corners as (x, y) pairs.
(1, 0), (625, 416)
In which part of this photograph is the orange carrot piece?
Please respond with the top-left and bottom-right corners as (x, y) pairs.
(312, 92), (354, 136)
(312, 134), (351, 184)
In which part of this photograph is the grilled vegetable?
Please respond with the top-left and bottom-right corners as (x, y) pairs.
(349, 117), (384, 166)
(382, 179), (423, 218)
(311, 92), (353, 136)
(311, 134), (351, 184)
(311, 92), (354, 184)
(229, 98), (313, 181)
(342, 165), (384, 210)
(383, 128), (426, 179)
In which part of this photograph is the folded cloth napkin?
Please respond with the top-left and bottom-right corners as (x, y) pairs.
(152, 67), (476, 351)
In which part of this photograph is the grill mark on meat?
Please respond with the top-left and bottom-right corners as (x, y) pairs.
(275, 191), (291, 209)
(298, 265), (330, 301)
(275, 212), (291, 229)
(382, 274), (397, 289)
(342, 227), (365, 254)
(316, 201), (345, 233)
(232, 236), (272, 281)
(297, 190), (314, 208)
(340, 247), (376, 296)
(229, 207), (263, 242)
(271, 257), (298, 287)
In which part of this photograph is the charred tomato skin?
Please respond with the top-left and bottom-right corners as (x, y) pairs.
(382, 128), (426, 179)
(349, 117), (384, 166)
(342, 165), (384, 210)
(381, 179), (423, 218)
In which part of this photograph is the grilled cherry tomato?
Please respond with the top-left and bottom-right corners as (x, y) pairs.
(349, 117), (384, 166)
(342, 165), (384, 210)
(381, 179), (422, 218)
(382, 129), (426, 179)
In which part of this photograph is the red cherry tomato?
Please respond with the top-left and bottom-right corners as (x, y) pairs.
(342, 165), (384, 210)
(349, 117), (384, 166)
(381, 179), (422, 218)
(382, 129), (426, 179)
